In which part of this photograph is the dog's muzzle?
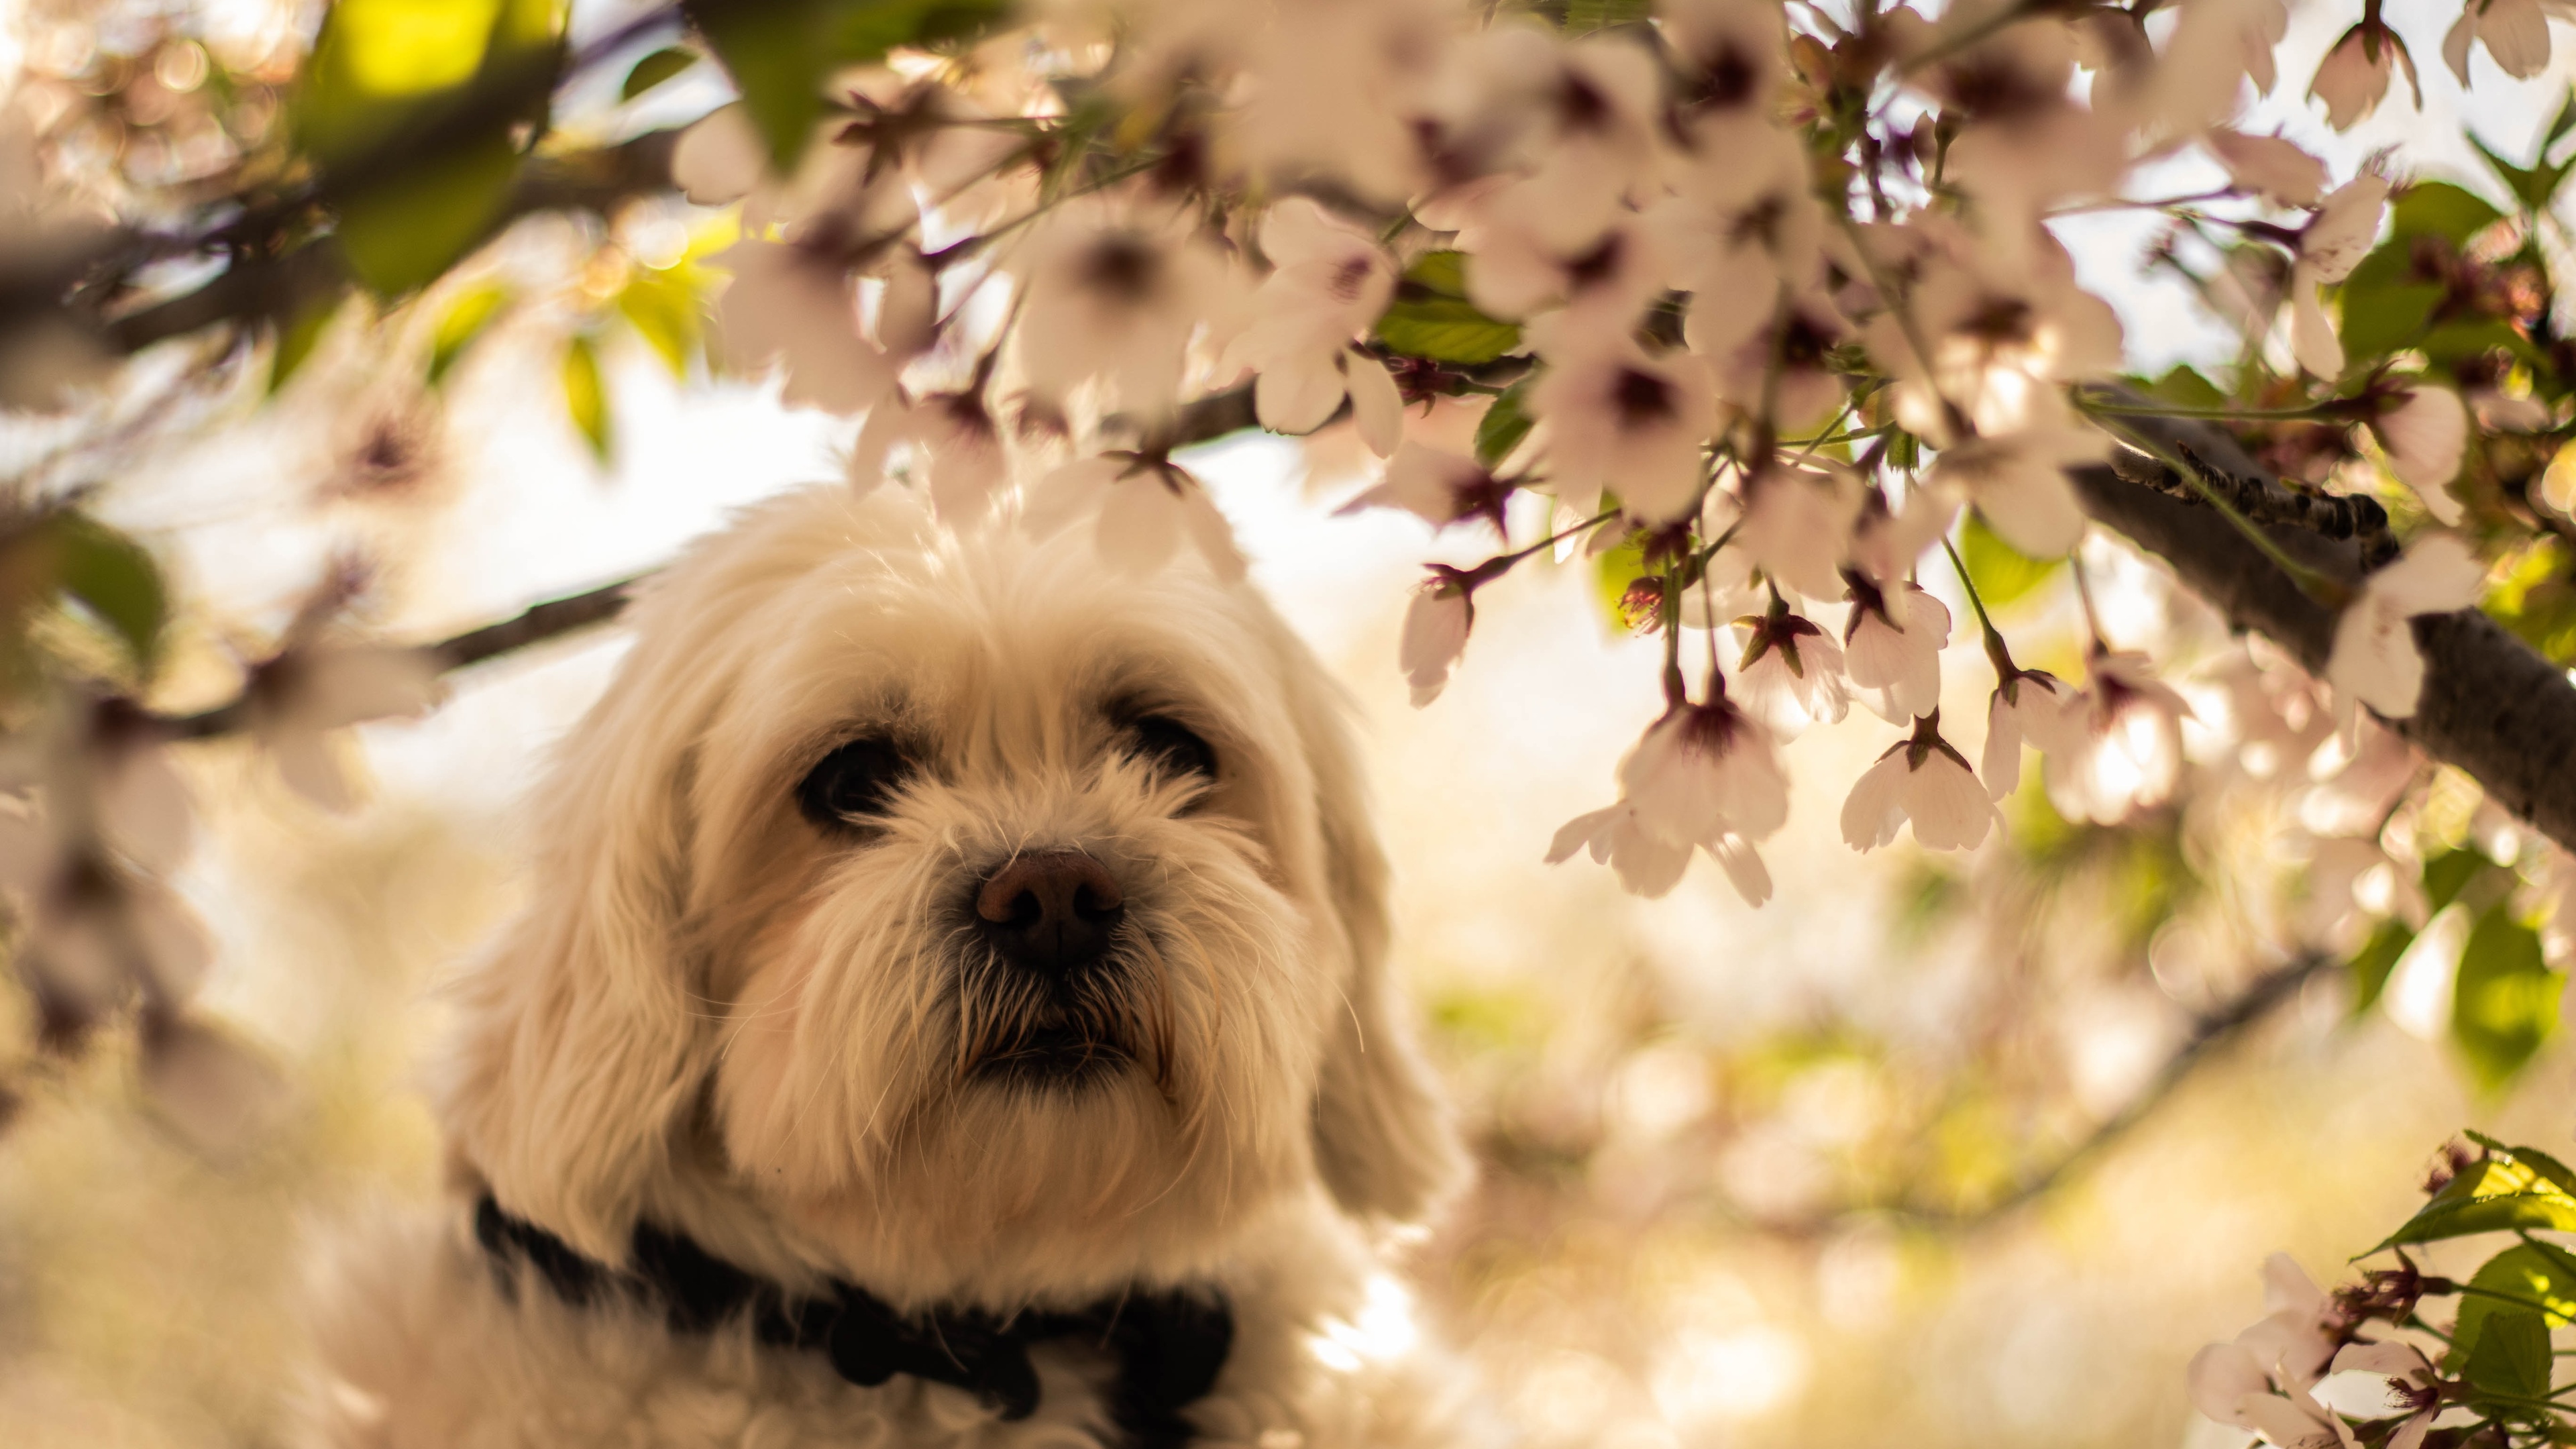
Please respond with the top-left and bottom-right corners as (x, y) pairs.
(958, 849), (1148, 1086)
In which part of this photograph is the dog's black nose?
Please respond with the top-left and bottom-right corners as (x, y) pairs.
(974, 850), (1126, 973)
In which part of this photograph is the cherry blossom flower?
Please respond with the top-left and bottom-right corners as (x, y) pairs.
(1841, 712), (2000, 852)
(1844, 486), (1961, 593)
(1547, 800), (1695, 899)
(2321, 1341), (2440, 1449)
(142, 1010), (288, 1157)
(1927, 426), (2102, 559)
(1024, 453), (1247, 582)
(1660, 0), (1790, 144)
(2189, 1342), (2361, 1449)
(2367, 386), (2469, 523)
(1709, 289), (1849, 431)
(2288, 174), (2391, 380)
(672, 103), (767, 206)
(2444, 0), (2552, 83)
(1221, 199), (1403, 451)
(1919, 11), (2127, 231)
(714, 239), (897, 415)
(1015, 200), (1240, 421)
(1466, 211), (1671, 329)
(1430, 32), (1667, 258)
(2308, 19), (2422, 131)
(1843, 574), (1951, 723)
(2469, 386), (2551, 432)
(12, 862), (211, 1025)
(1401, 570), (1477, 707)
(1526, 337), (1718, 523)
(1980, 665), (2075, 800)
(1617, 693), (1791, 847)
(1735, 465), (1864, 602)
(1348, 443), (1515, 535)
(2046, 647), (2196, 824)
(2205, 129), (2327, 207)
(853, 387), (1010, 524)
(1235, 0), (1452, 204)
(2153, 0), (2290, 131)
(2326, 533), (2485, 718)
(2188, 1254), (2375, 1449)
(1547, 798), (1772, 906)
(1734, 598), (1851, 737)
(1866, 225), (2123, 442)
(1651, 125), (1825, 358)
(250, 645), (446, 811)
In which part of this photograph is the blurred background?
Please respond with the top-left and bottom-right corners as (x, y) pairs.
(7, 1), (2576, 1446)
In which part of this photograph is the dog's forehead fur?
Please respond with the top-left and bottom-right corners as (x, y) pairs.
(689, 489), (1320, 876)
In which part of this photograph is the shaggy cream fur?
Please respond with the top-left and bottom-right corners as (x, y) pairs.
(300, 486), (1481, 1448)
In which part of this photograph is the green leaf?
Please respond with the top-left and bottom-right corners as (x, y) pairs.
(1591, 531), (1661, 635)
(1377, 250), (1521, 365)
(427, 282), (510, 385)
(2423, 317), (2546, 370)
(50, 514), (166, 672)
(2465, 1307), (2554, 1402)
(684, 0), (1010, 172)
(295, 0), (562, 297)
(2388, 181), (2506, 246)
(2373, 1145), (2576, 1250)
(1405, 250), (1469, 297)
(561, 334), (610, 464)
(2424, 848), (2499, 914)
(2133, 365), (2227, 410)
(1552, 0), (1654, 32)
(268, 290), (345, 396)
(2453, 906), (2561, 1092)
(2330, 280), (2442, 367)
(2463, 1132), (2576, 1196)
(2454, 1242), (2576, 1372)
(615, 266), (702, 378)
(1958, 510), (2061, 610)
(333, 133), (521, 296)
(2348, 919), (2412, 1018)
(297, 0), (510, 160)
(620, 45), (698, 101)
(2470, 129), (2576, 215)
(1475, 379), (1535, 468)
(1376, 297), (1520, 366)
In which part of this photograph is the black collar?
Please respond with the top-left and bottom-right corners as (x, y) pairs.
(473, 1196), (1232, 1449)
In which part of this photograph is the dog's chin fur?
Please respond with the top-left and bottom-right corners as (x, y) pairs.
(301, 484), (1479, 1446)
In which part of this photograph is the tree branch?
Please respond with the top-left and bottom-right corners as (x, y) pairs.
(2068, 404), (2576, 856)
(1745, 952), (2337, 1237)
(101, 130), (684, 355)
(158, 576), (644, 742)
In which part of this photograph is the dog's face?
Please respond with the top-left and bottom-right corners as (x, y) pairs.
(444, 486), (1460, 1305)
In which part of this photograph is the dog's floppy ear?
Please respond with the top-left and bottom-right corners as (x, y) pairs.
(1280, 649), (1468, 1224)
(439, 615), (719, 1263)
(441, 500), (845, 1263)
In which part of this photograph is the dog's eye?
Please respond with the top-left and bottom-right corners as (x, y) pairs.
(796, 737), (910, 829)
(1127, 715), (1218, 783)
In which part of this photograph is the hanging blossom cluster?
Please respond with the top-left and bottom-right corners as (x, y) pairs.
(2194, 1137), (2576, 1449)
(671, 0), (2520, 907)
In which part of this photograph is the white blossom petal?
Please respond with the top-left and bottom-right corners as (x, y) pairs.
(1399, 584), (1473, 707)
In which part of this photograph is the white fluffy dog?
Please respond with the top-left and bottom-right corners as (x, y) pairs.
(301, 484), (1480, 1449)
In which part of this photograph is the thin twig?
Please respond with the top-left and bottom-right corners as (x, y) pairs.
(1747, 953), (2337, 1236)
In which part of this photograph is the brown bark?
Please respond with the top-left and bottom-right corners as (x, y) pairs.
(2070, 407), (2576, 855)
